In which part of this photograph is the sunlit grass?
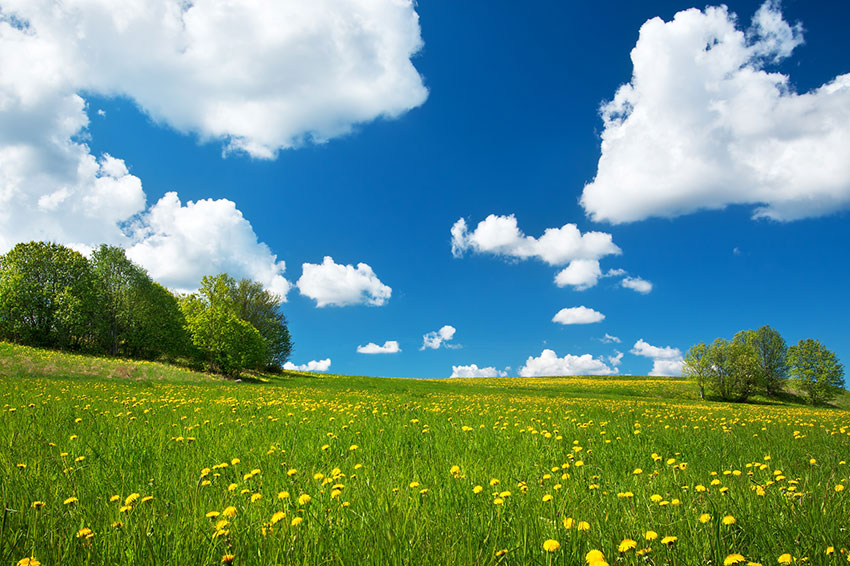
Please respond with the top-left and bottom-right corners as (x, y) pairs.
(2, 342), (849, 565)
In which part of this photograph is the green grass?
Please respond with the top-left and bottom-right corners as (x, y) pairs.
(2, 342), (850, 566)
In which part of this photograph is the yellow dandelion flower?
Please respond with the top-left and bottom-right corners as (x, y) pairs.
(290, 517), (303, 526)
(141, 496), (153, 503)
(409, 481), (420, 488)
(493, 497), (504, 505)
(563, 517), (574, 529)
(661, 536), (678, 546)
(109, 495), (120, 502)
(826, 547), (835, 555)
(645, 530), (658, 541)
(495, 549), (508, 557)
(723, 515), (737, 526)
(287, 468), (297, 476)
(278, 491), (290, 500)
(777, 554), (793, 564)
(349, 444), (358, 451)
(31, 501), (45, 509)
(634, 468), (643, 475)
(270, 511), (285, 525)
(17, 558), (41, 566)
(231, 458), (240, 466)
(473, 485), (483, 494)
(725, 554), (747, 565)
(577, 521), (590, 531)
(835, 484), (845, 492)
(619, 539), (637, 553)
(124, 493), (140, 507)
(490, 478), (500, 486)
(298, 494), (311, 506)
(63, 496), (78, 505)
(586, 549), (605, 563)
(543, 539), (561, 553)
(206, 511), (220, 518)
(222, 506), (238, 518)
(699, 513), (712, 524)
(250, 493), (262, 503)
(221, 554), (235, 563)
(542, 494), (553, 502)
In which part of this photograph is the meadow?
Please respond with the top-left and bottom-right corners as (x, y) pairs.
(2, 342), (850, 566)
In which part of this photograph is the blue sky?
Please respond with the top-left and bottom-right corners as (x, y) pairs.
(1, 0), (848, 378)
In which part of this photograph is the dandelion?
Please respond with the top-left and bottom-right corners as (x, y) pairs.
(542, 494), (553, 502)
(473, 485), (483, 494)
(777, 554), (793, 564)
(563, 517), (574, 529)
(543, 539), (561, 553)
(495, 549), (508, 557)
(725, 554), (747, 565)
(222, 506), (238, 518)
(723, 515), (737, 526)
(76, 527), (94, 540)
(349, 444), (358, 451)
(109, 495), (120, 502)
(699, 513), (712, 524)
(17, 558), (40, 566)
(577, 521), (590, 531)
(661, 536), (678, 546)
(298, 494), (311, 506)
(270, 511), (285, 525)
(124, 493), (140, 507)
(221, 554), (235, 563)
(619, 539), (637, 553)
(291, 517), (303, 526)
(645, 530), (658, 541)
(634, 468), (643, 475)
(250, 493), (262, 503)
(835, 484), (845, 492)
(586, 549), (605, 563)
(206, 511), (220, 518)
(31, 501), (45, 509)
(493, 497), (504, 505)
(287, 468), (297, 476)
(63, 496), (78, 505)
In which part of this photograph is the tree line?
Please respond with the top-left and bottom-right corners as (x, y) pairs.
(682, 325), (844, 405)
(0, 241), (292, 377)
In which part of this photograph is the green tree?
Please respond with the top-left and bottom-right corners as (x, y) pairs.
(180, 295), (266, 377)
(191, 274), (292, 370)
(734, 325), (787, 396)
(705, 338), (759, 401)
(682, 342), (711, 399)
(0, 241), (96, 349)
(231, 278), (293, 369)
(787, 339), (844, 405)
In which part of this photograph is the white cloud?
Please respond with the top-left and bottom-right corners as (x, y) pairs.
(449, 364), (507, 378)
(581, 1), (850, 223)
(356, 341), (401, 354)
(519, 349), (618, 377)
(126, 192), (290, 297)
(600, 333), (622, 344)
(451, 214), (621, 290)
(552, 306), (605, 325)
(2, 0), (427, 159)
(621, 276), (653, 294)
(630, 339), (684, 376)
(421, 325), (457, 350)
(451, 215), (620, 264)
(0, 1), (425, 292)
(283, 358), (331, 372)
(608, 351), (624, 367)
(554, 259), (602, 290)
(297, 257), (391, 307)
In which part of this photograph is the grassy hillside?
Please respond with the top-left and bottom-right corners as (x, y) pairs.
(2, 343), (849, 566)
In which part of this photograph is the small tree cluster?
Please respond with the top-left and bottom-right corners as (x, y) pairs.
(0, 241), (293, 377)
(179, 274), (292, 376)
(683, 324), (844, 404)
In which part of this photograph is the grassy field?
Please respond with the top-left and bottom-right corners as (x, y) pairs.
(2, 342), (850, 566)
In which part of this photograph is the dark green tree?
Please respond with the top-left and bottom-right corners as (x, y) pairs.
(231, 278), (293, 369)
(787, 339), (844, 405)
(0, 241), (96, 349)
(734, 325), (787, 396)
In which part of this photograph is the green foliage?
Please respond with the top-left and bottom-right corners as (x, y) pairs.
(734, 325), (787, 396)
(682, 342), (711, 399)
(181, 300), (267, 377)
(188, 274), (293, 371)
(90, 245), (189, 359)
(704, 338), (759, 401)
(787, 338), (845, 405)
(0, 241), (96, 349)
(231, 278), (293, 369)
